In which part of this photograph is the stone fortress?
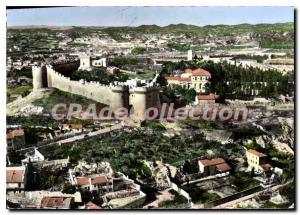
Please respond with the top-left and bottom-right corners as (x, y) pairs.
(32, 57), (161, 121)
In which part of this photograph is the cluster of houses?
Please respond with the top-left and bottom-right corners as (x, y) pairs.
(6, 139), (281, 209)
(7, 158), (146, 209)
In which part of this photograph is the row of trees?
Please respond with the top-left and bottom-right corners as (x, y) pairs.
(159, 59), (293, 100)
(69, 67), (129, 84)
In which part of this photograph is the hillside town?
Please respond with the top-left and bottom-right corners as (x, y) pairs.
(6, 7), (295, 210)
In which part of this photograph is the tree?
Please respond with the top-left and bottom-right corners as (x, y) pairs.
(42, 175), (56, 189)
(62, 184), (76, 194)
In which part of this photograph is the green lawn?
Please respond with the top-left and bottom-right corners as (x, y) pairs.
(7, 84), (32, 97)
(128, 70), (156, 80)
(32, 88), (107, 113)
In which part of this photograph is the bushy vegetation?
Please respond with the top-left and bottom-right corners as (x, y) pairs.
(110, 57), (139, 67)
(160, 60), (293, 100)
(232, 55), (269, 63)
(167, 43), (190, 52)
(69, 68), (129, 84)
(261, 201), (290, 209)
(144, 121), (166, 131)
(229, 171), (258, 191)
(181, 185), (221, 204)
(163, 85), (196, 104)
(7, 115), (59, 127)
(259, 36), (294, 49)
(38, 129), (242, 178)
(100, 22), (293, 40)
(131, 47), (146, 55)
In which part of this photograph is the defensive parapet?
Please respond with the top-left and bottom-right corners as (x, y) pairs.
(32, 65), (161, 120)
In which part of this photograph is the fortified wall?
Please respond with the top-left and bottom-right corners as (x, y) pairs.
(32, 65), (161, 120)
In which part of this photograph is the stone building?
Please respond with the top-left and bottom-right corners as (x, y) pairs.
(246, 149), (272, 173)
(194, 94), (219, 106)
(198, 158), (231, 177)
(78, 53), (91, 71)
(165, 68), (211, 93)
(6, 128), (25, 151)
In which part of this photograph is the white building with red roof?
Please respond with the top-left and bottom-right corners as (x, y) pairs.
(6, 166), (27, 191)
(198, 158), (231, 177)
(165, 68), (211, 93)
(194, 93), (220, 106)
(73, 174), (113, 193)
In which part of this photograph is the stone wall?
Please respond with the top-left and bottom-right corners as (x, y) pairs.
(32, 65), (161, 119)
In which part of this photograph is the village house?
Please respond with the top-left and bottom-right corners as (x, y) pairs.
(6, 166), (27, 192)
(6, 128), (26, 151)
(246, 149), (272, 173)
(73, 175), (113, 194)
(40, 196), (74, 209)
(198, 158), (231, 177)
(165, 68), (211, 93)
(60, 124), (83, 133)
(194, 94), (219, 106)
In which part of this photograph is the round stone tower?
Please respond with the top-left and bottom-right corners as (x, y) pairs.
(110, 85), (129, 112)
(129, 87), (161, 121)
(32, 65), (48, 90)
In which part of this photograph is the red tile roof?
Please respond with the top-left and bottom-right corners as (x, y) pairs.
(197, 94), (219, 100)
(216, 163), (232, 172)
(6, 129), (24, 139)
(199, 158), (226, 167)
(91, 175), (108, 185)
(6, 168), (25, 183)
(76, 177), (90, 186)
(165, 76), (191, 82)
(40, 197), (72, 209)
(247, 149), (267, 158)
(185, 68), (211, 76)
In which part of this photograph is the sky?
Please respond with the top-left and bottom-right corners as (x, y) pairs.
(6, 6), (294, 27)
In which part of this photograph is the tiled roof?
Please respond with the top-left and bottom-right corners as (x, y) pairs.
(40, 197), (72, 209)
(165, 76), (191, 82)
(6, 129), (24, 139)
(185, 68), (211, 76)
(6, 167), (25, 183)
(91, 175), (108, 185)
(199, 158), (226, 167)
(216, 162), (232, 172)
(247, 149), (267, 158)
(197, 94), (219, 100)
(76, 177), (90, 186)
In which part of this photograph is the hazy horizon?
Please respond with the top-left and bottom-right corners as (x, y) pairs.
(7, 7), (294, 27)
